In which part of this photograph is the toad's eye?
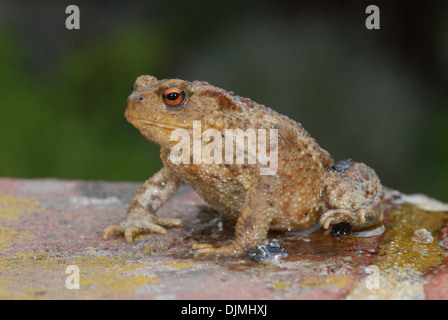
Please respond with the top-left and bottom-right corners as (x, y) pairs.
(162, 86), (187, 110)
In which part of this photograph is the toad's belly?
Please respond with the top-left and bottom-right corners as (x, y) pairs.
(162, 156), (246, 220)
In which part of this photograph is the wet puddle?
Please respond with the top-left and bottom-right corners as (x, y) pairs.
(184, 190), (448, 296)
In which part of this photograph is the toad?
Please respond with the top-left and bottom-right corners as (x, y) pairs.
(103, 75), (384, 256)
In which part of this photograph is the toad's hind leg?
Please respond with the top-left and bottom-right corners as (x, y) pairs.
(319, 159), (384, 232)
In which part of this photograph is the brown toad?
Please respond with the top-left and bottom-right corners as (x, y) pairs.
(103, 75), (384, 256)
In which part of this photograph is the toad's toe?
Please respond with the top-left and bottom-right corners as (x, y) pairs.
(192, 242), (245, 257)
(103, 215), (183, 243)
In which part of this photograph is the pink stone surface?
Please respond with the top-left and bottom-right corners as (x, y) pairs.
(424, 222), (448, 300)
(0, 178), (446, 300)
(424, 266), (448, 300)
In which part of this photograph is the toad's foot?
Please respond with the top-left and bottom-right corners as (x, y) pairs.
(320, 160), (384, 231)
(103, 211), (183, 243)
(320, 208), (369, 230)
(192, 242), (246, 257)
(103, 166), (183, 243)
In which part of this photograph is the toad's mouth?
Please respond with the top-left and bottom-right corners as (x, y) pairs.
(131, 119), (194, 131)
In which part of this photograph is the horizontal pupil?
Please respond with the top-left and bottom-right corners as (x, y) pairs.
(163, 87), (186, 108)
(167, 92), (181, 100)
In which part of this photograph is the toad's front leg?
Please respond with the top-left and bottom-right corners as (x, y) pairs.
(319, 159), (384, 233)
(103, 167), (183, 243)
(193, 175), (282, 257)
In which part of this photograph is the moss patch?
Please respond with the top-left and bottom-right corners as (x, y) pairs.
(164, 262), (197, 269)
(377, 204), (448, 272)
(0, 253), (160, 299)
(0, 195), (44, 221)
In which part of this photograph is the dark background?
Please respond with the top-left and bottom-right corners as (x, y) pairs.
(1, 0), (447, 201)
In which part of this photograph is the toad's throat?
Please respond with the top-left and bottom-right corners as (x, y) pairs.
(131, 119), (193, 131)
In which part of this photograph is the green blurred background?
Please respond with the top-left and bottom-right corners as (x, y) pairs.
(0, 0), (447, 201)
